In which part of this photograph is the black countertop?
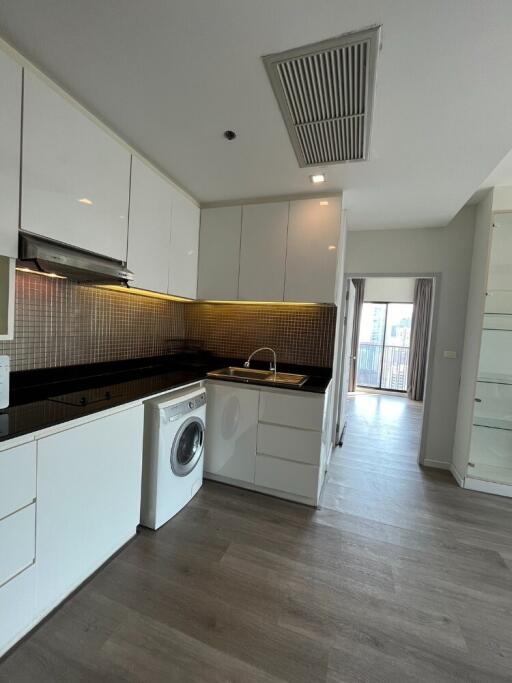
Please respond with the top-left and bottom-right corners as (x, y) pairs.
(0, 354), (332, 444)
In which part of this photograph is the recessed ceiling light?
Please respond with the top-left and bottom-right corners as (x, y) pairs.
(310, 174), (325, 184)
(320, 200), (329, 206)
(328, 245), (336, 251)
(78, 197), (93, 205)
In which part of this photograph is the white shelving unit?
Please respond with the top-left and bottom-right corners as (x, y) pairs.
(465, 210), (512, 494)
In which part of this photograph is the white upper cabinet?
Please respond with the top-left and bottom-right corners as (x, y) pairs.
(238, 202), (288, 301)
(169, 189), (200, 299)
(284, 197), (341, 303)
(0, 51), (22, 258)
(198, 206), (242, 300)
(127, 157), (172, 293)
(21, 71), (131, 260)
(197, 197), (341, 303)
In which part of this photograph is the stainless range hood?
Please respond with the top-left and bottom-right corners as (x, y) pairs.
(19, 234), (134, 285)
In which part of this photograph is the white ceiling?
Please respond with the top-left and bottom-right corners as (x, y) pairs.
(2, 1), (512, 230)
(479, 149), (512, 191)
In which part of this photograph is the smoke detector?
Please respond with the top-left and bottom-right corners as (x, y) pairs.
(263, 26), (381, 167)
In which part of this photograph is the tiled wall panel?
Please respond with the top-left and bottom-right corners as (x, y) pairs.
(187, 303), (336, 368)
(0, 272), (186, 371)
(0, 273), (336, 372)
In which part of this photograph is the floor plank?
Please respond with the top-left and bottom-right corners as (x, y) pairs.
(1, 392), (511, 682)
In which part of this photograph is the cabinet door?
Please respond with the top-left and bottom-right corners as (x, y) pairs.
(22, 72), (131, 260)
(35, 406), (143, 616)
(197, 206), (242, 300)
(169, 189), (200, 299)
(238, 202), (288, 301)
(0, 51), (22, 258)
(127, 157), (172, 293)
(204, 382), (258, 483)
(284, 197), (341, 303)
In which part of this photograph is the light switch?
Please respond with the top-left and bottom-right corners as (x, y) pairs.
(443, 350), (457, 359)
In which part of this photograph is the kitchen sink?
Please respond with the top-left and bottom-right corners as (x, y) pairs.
(207, 367), (309, 388)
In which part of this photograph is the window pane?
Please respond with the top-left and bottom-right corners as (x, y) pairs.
(358, 303), (386, 345)
(357, 303), (387, 387)
(384, 304), (413, 347)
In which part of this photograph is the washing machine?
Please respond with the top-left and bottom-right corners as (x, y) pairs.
(140, 385), (206, 529)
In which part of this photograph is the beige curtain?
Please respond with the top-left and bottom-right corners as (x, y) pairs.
(348, 278), (365, 392)
(407, 278), (433, 401)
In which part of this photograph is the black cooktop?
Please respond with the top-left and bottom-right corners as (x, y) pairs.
(48, 388), (123, 408)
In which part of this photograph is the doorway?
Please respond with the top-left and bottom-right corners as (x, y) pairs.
(356, 302), (413, 392)
(332, 274), (438, 467)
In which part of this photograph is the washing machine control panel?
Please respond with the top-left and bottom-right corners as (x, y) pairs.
(163, 391), (207, 422)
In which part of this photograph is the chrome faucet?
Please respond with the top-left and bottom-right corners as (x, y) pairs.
(244, 347), (277, 376)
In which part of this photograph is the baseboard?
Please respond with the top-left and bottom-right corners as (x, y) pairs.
(204, 473), (317, 507)
(422, 458), (450, 471)
(464, 477), (512, 498)
(449, 463), (464, 487)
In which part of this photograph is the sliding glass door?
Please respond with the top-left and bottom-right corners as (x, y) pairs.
(356, 302), (413, 392)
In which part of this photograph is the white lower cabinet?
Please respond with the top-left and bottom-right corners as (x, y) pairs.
(0, 440), (37, 657)
(204, 382), (258, 483)
(0, 440), (36, 520)
(0, 565), (36, 657)
(205, 380), (331, 505)
(0, 504), (36, 588)
(35, 405), (144, 617)
(256, 423), (321, 465)
(254, 455), (319, 500)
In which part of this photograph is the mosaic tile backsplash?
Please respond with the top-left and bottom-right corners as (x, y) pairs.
(0, 271), (336, 372)
(186, 303), (336, 368)
(0, 272), (186, 371)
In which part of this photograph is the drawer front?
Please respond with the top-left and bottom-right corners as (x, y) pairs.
(254, 454), (319, 499)
(0, 441), (36, 520)
(0, 503), (36, 587)
(0, 564), (36, 658)
(257, 423), (321, 465)
(258, 391), (324, 431)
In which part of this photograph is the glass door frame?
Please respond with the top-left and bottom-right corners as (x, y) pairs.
(356, 301), (413, 393)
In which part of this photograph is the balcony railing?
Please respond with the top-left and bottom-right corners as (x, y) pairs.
(357, 342), (410, 391)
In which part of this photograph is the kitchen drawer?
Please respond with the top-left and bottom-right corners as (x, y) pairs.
(0, 564), (35, 657)
(0, 503), (36, 588)
(257, 423), (321, 465)
(254, 454), (319, 499)
(258, 391), (324, 431)
(0, 441), (36, 520)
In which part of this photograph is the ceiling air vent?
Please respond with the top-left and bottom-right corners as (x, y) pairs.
(263, 26), (380, 167)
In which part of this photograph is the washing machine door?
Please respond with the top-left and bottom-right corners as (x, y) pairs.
(170, 415), (205, 477)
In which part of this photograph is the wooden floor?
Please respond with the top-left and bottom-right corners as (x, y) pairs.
(2, 393), (512, 682)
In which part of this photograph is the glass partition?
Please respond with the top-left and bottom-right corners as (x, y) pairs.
(468, 211), (512, 485)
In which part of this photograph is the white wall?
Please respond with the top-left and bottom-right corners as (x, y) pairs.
(451, 192), (493, 480)
(364, 277), (415, 303)
(345, 205), (476, 468)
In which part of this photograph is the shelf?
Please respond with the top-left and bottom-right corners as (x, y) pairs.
(473, 416), (512, 431)
(477, 373), (512, 386)
(484, 311), (512, 316)
(466, 464), (512, 487)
